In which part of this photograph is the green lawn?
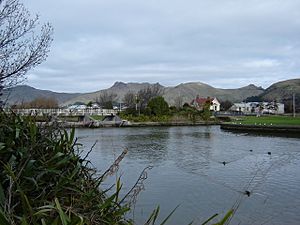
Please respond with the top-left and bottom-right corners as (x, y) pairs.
(235, 116), (300, 126)
(90, 115), (104, 121)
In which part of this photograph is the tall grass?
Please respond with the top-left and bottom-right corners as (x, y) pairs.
(0, 111), (133, 224)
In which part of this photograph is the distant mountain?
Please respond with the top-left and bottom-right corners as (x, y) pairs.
(62, 81), (264, 106)
(3, 79), (299, 108)
(164, 82), (264, 105)
(1, 85), (81, 106)
(61, 82), (164, 106)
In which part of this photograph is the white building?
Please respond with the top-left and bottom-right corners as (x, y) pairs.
(191, 96), (220, 112)
(211, 97), (221, 111)
(230, 102), (284, 114)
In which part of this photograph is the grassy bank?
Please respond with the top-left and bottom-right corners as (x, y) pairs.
(234, 115), (300, 126)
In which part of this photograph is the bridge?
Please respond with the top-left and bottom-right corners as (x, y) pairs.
(6, 108), (118, 116)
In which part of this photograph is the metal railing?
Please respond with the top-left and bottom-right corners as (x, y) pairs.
(6, 108), (118, 116)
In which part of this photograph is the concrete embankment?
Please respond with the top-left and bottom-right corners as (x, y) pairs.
(125, 121), (219, 127)
(220, 123), (300, 134)
(38, 121), (220, 128)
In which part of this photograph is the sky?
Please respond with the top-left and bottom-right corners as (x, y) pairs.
(24, 0), (300, 93)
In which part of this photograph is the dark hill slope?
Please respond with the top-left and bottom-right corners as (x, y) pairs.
(164, 82), (264, 105)
(259, 79), (300, 112)
(1, 85), (81, 105)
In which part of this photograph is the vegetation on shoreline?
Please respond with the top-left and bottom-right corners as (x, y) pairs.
(0, 111), (135, 224)
(119, 97), (216, 124)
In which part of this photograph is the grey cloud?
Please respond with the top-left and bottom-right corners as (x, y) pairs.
(24, 0), (300, 92)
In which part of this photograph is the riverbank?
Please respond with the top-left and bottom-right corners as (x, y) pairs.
(44, 120), (220, 128)
(231, 115), (300, 126)
(221, 123), (300, 134)
(126, 121), (220, 127)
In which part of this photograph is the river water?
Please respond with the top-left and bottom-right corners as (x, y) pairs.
(76, 126), (300, 225)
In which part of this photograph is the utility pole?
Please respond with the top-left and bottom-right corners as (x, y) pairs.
(293, 93), (296, 118)
(135, 94), (138, 111)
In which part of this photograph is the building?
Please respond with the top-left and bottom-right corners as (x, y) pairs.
(230, 102), (284, 114)
(191, 96), (220, 111)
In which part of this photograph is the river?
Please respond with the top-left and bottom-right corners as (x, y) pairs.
(76, 126), (300, 225)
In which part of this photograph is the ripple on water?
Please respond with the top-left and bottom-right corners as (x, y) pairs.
(76, 126), (300, 225)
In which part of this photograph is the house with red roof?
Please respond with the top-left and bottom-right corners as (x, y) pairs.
(190, 96), (220, 111)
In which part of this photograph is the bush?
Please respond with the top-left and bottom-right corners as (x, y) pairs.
(147, 96), (169, 116)
(0, 111), (132, 224)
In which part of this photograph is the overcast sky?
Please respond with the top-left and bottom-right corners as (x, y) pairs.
(24, 0), (300, 92)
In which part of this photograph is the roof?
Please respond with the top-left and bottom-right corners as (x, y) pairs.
(195, 97), (209, 104)
(191, 96), (213, 105)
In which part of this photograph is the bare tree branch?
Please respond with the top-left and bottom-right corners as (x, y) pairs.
(137, 83), (164, 110)
(0, 0), (53, 97)
(95, 90), (117, 109)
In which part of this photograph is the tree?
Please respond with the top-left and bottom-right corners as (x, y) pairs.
(244, 95), (262, 102)
(86, 101), (93, 108)
(174, 95), (183, 109)
(220, 100), (233, 111)
(201, 98), (212, 121)
(95, 90), (117, 109)
(0, 0), (53, 96)
(13, 97), (58, 109)
(147, 96), (169, 116)
(137, 83), (163, 110)
(123, 91), (136, 109)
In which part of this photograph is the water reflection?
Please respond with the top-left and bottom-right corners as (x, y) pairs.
(167, 127), (213, 174)
(123, 128), (170, 164)
(76, 126), (300, 225)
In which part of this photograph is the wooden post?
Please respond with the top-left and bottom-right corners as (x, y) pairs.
(293, 93), (296, 118)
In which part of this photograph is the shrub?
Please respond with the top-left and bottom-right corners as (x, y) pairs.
(147, 96), (169, 116)
(0, 111), (132, 224)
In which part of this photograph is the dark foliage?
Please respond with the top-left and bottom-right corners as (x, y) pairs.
(147, 96), (169, 116)
(244, 96), (263, 102)
(0, 111), (133, 224)
(220, 100), (233, 111)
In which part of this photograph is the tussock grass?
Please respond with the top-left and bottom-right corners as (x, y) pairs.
(0, 111), (132, 224)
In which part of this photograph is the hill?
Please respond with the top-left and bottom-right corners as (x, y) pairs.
(3, 79), (299, 109)
(164, 82), (264, 105)
(62, 81), (264, 106)
(1, 85), (81, 106)
(61, 82), (164, 106)
(259, 79), (300, 101)
(259, 79), (300, 112)
(1, 82), (265, 107)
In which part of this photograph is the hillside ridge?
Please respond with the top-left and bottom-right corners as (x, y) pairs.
(2, 79), (299, 107)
